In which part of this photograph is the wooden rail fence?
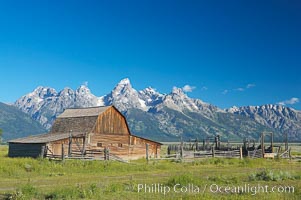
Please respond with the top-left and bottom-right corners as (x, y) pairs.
(45, 145), (128, 162)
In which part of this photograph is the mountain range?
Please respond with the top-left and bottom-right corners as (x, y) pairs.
(13, 78), (301, 142)
(0, 102), (46, 140)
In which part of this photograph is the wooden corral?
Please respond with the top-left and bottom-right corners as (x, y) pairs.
(244, 132), (291, 159)
(8, 106), (162, 161)
(166, 133), (292, 160)
(167, 136), (243, 159)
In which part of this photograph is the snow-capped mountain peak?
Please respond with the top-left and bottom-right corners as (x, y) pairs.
(226, 106), (239, 113)
(76, 85), (91, 94)
(15, 78), (218, 129)
(118, 78), (131, 86)
(171, 87), (186, 96)
(13, 78), (301, 141)
(58, 87), (74, 96)
(111, 78), (135, 96)
(30, 86), (57, 99)
(226, 104), (301, 140)
(138, 87), (163, 107)
(104, 78), (149, 111)
(142, 87), (160, 96)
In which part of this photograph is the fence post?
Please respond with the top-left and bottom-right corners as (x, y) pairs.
(68, 130), (72, 157)
(285, 132), (288, 151)
(104, 147), (108, 160)
(61, 144), (65, 161)
(146, 143), (149, 163)
(212, 146), (215, 158)
(271, 132), (274, 153)
(215, 136), (218, 150)
(261, 132), (265, 158)
(107, 147), (110, 160)
(82, 132), (87, 157)
(180, 142), (184, 159)
(239, 147), (243, 159)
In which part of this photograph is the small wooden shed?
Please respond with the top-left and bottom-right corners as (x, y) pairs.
(8, 106), (162, 160)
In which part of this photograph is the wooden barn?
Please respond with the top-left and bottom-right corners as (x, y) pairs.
(8, 106), (162, 160)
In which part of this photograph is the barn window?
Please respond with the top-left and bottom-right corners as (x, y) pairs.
(118, 143), (123, 148)
(97, 143), (102, 147)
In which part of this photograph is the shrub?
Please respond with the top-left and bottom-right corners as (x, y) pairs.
(14, 183), (39, 198)
(166, 173), (199, 186)
(249, 169), (297, 181)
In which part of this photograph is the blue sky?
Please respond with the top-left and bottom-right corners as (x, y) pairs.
(0, 0), (300, 109)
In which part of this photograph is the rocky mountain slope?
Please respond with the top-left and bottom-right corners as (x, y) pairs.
(227, 105), (301, 141)
(14, 78), (301, 141)
(15, 85), (102, 129)
(0, 102), (46, 140)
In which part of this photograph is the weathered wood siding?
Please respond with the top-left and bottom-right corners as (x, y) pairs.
(89, 134), (130, 159)
(47, 138), (85, 157)
(44, 134), (161, 160)
(8, 143), (45, 158)
(47, 138), (67, 156)
(93, 107), (129, 135)
(129, 136), (161, 160)
(51, 116), (98, 134)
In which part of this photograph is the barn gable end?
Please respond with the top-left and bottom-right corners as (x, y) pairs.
(93, 106), (130, 135)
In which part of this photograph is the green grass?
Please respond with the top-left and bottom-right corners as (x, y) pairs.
(0, 145), (300, 199)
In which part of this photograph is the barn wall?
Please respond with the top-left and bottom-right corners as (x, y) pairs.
(8, 143), (45, 158)
(47, 138), (67, 156)
(129, 136), (161, 160)
(90, 134), (130, 159)
(93, 107), (129, 135)
(47, 138), (86, 157)
(46, 134), (161, 160)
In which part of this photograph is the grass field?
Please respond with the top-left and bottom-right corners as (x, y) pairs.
(0, 145), (300, 200)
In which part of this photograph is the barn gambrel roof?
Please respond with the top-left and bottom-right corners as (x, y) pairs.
(57, 106), (111, 118)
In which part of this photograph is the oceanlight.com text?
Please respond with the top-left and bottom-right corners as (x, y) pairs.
(209, 183), (295, 196)
(137, 183), (295, 196)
